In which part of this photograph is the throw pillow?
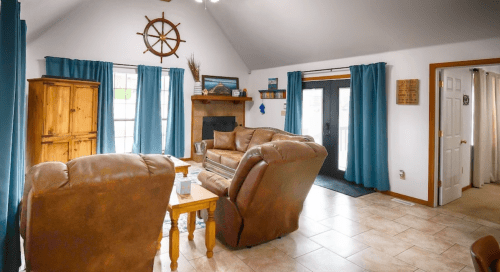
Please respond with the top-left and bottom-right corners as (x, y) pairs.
(213, 131), (236, 150)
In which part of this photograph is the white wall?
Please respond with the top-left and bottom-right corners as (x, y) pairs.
(246, 37), (500, 202)
(26, 0), (250, 158)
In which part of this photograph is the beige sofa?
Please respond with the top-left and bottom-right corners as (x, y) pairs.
(200, 126), (314, 179)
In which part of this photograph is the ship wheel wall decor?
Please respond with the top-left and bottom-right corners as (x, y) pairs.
(137, 12), (186, 63)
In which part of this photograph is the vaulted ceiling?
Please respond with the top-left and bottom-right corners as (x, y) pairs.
(19, 0), (500, 71)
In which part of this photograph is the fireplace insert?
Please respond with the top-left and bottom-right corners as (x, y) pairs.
(202, 116), (236, 140)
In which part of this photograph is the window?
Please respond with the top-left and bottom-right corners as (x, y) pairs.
(338, 87), (350, 171)
(302, 88), (323, 145)
(113, 70), (169, 154)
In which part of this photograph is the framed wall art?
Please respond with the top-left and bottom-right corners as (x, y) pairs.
(202, 75), (239, 96)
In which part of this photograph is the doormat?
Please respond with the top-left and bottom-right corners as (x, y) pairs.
(314, 175), (375, 197)
(161, 212), (206, 237)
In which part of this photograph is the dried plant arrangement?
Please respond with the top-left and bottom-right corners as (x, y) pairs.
(187, 54), (200, 82)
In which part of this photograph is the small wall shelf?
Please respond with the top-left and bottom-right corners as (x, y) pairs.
(259, 89), (286, 99)
(191, 95), (253, 104)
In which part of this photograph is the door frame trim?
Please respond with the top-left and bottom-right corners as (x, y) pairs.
(428, 57), (500, 207)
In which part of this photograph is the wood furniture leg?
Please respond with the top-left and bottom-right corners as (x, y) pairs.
(168, 210), (180, 271)
(157, 229), (163, 251)
(205, 201), (216, 258)
(187, 211), (196, 241)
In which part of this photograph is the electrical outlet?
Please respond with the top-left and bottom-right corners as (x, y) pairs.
(399, 170), (405, 180)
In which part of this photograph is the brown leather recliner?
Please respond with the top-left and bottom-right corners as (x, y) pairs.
(471, 235), (500, 272)
(198, 141), (327, 248)
(20, 154), (176, 272)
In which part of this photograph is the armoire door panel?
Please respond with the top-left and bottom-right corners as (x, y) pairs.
(43, 84), (72, 136)
(41, 141), (71, 163)
(72, 85), (98, 135)
(71, 137), (96, 159)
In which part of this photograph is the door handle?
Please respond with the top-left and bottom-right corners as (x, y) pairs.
(325, 122), (330, 134)
(460, 140), (467, 144)
(70, 109), (76, 113)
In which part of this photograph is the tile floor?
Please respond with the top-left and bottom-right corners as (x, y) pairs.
(153, 184), (500, 272)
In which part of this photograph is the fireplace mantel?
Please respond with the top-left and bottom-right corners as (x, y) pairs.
(191, 95), (253, 104)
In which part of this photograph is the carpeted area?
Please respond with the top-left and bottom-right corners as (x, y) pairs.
(313, 174), (375, 197)
(439, 182), (500, 224)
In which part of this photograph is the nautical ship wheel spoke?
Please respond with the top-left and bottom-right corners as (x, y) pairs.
(138, 12), (184, 61)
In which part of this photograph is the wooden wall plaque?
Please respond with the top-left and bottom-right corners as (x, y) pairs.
(396, 79), (419, 105)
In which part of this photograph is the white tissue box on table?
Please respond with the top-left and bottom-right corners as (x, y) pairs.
(175, 177), (192, 195)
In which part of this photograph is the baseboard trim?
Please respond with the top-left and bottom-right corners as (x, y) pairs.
(462, 185), (472, 192)
(379, 190), (430, 206)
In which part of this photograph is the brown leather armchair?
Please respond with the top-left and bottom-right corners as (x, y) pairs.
(198, 141), (327, 248)
(20, 154), (176, 272)
(471, 235), (500, 272)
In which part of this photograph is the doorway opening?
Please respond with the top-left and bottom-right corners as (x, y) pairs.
(436, 64), (500, 223)
(302, 78), (375, 197)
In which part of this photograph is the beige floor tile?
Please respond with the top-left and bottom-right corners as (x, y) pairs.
(396, 246), (465, 272)
(352, 229), (414, 256)
(463, 216), (500, 229)
(429, 214), (481, 233)
(268, 231), (322, 258)
(433, 227), (480, 248)
(471, 225), (500, 241)
(436, 209), (468, 219)
(336, 206), (375, 223)
(154, 252), (197, 272)
(179, 229), (227, 260)
(360, 193), (403, 208)
(310, 230), (368, 258)
(330, 194), (373, 208)
(360, 204), (407, 220)
(394, 228), (454, 254)
(392, 205), (440, 220)
(296, 248), (365, 272)
(358, 215), (410, 236)
(460, 266), (475, 272)
(395, 214), (447, 235)
(440, 244), (474, 267)
(347, 247), (418, 272)
(309, 185), (338, 198)
(189, 250), (253, 272)
(301, 203), (340, 221)
(319, 216), (372, 237)
(234, 243), (311, 272)
(297, 216), (331, 237)
(304, 193), (338, 208)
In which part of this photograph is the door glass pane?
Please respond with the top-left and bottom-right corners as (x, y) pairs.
(302, 89), (323, 145)
(338, 87), (350, 171)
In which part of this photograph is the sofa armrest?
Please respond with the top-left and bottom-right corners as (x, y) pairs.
(198, 171), (231, 197)
(201, 140), (214, 155)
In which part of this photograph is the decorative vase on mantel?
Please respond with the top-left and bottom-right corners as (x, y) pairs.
(194, 81), (202, 95)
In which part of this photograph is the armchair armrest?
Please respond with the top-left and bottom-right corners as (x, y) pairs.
(200, 140), (214, 155)
(198, 171), (231, 197)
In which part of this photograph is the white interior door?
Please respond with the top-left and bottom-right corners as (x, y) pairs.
(439, 69), (464, 205)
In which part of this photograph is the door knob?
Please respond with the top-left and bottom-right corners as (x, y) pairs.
(460, 140), (467, 144)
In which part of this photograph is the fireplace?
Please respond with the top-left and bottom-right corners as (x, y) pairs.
(202, 116), (236, 140)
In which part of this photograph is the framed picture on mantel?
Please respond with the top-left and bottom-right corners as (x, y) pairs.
(202, 75), (239, 96)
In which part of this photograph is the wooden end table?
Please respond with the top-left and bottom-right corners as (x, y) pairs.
(167, 184), (219, 271)
(167, 155), (191, 177)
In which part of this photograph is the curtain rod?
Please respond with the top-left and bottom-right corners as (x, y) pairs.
(114, 63), (170, 71)
(302, 62), (387, 75)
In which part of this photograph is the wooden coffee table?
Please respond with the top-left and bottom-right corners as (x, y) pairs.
(167, 155), (191, 177)
(167, 184), (219, 271)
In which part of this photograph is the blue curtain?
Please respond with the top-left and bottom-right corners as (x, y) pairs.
(284, 71), (302, 134)
(132, 65), (163, 154)
(0, 1), (26, 270)
(165, 68), (185, 157)
(45, 57), (115, 154)
(344, 62), (390, 191)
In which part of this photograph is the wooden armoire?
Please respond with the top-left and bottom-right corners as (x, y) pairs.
(26, 78), (100, 171)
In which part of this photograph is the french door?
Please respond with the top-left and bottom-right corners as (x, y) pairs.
(303, 79), (350, 179)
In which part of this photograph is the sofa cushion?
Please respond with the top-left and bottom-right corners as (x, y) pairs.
(198, 171), (231, 197)
(247, 129), (275, 149)
(234, 127), (256, 152)
(206, 149), (245, 169)
(213, 131), (236, 150)
(271, 134), (308, 142)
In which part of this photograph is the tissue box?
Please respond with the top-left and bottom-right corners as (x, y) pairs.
(176, 177), (192, 195)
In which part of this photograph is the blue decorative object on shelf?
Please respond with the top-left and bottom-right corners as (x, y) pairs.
(259, 103), (266, 114)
